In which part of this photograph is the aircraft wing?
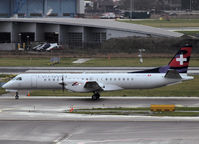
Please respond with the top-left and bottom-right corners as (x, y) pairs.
(165, 69), (182, 79)
(84, 81), (103, 91)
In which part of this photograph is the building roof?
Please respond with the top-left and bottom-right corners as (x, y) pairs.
(0, 18), (183, 37)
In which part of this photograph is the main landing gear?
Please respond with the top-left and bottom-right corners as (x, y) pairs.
(92, 92), (100, 100)
(15, 92), (19, 100)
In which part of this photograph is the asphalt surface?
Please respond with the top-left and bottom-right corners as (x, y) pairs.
(1, 97), (199, 144)
(0, 67), (199, 74)
(1, 96), (199, 110)
(0, 121), (199, 144)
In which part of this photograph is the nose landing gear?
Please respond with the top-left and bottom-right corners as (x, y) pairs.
(15, 92), (19, 100)
(92, 92), (100, 100)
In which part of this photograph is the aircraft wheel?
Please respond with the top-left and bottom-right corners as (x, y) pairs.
(15, 92), (19, 100)
(92, 93), (100, 100)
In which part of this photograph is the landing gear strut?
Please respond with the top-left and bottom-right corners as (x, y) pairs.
(15, 92), (19, 100)
(92, 92), (100, 100)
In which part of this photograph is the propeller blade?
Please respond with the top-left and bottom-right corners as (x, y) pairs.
(62, 75), (65, 92)
(59, 75), (65, 92)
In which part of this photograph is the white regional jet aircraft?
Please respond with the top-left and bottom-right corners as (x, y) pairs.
(2, 44), (194, 100)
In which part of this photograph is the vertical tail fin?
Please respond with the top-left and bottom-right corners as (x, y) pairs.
(129, 44), (192, 74)
(168, 44), (192, 73)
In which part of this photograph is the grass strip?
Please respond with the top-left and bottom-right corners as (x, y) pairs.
(176, 31), (199, 35)
(0, 88), (6, 95)
(151, 112), (199, 117)
(69, 107), (199, 117)
(118, 19), (199, 28)
(0, 57), (198, 67)
(80, 107), (150, 111)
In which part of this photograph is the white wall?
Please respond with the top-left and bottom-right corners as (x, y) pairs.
(76, 0), (85, 14)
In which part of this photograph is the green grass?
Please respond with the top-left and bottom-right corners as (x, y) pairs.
(176, 31), (199, 35)
(152, 112), (199, 117)
(82, 107), (150, 111)
(77, 107), (199, 112)
(0, 57), (76, 67)
(31, 75), (199, 97)
(0, 57), (198, 67)
(69, 107), (199, 117)
(118, 19), (199, 28)
(176, 107), (199, 111)
(81, 57), (199, 67)
(70, 111), (147, 115)
(73, 111), (199, 117)
(0, 88), (6, 95)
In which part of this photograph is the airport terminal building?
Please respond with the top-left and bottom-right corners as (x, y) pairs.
(0, 18), (182, 50)
(0, 0), (183, 51)
(0, 0), (84, 18)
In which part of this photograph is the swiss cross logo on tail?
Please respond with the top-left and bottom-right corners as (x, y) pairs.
(176, 54), (187, 65)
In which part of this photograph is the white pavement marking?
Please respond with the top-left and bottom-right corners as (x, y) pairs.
(72, 59), (91, 64)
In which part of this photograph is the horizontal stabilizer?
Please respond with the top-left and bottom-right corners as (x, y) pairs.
(165, 69), (182, 79)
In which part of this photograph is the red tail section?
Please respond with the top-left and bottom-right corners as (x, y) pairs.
(168, 44), (192, 73)
(130, 44), (192, 74)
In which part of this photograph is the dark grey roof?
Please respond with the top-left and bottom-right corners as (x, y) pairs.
(0, 18), (183, 37)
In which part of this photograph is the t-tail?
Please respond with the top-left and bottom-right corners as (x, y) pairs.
(131, 44), (193, 78)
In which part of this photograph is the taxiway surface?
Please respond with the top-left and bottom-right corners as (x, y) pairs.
(0, 121), (199, 144)
(1, 96), (199, 110)
(1, 96), (199, 144)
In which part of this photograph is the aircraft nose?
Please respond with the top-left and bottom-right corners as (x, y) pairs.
(2, 82), (9, 89)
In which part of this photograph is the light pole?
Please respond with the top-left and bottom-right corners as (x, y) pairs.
(190, 0), (192, 11)
(130, 0), (132, 19)
(26, 35), (30, 51)
(18, 33), (21, 43)
(18, 33), (22, 50)
(138, 49), (145, 63)
(130, 0), (134, 19)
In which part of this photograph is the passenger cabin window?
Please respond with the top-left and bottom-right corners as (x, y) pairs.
(16, 77), (22, 81)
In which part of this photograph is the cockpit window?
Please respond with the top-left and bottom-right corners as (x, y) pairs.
(16, 77), (22, 80)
